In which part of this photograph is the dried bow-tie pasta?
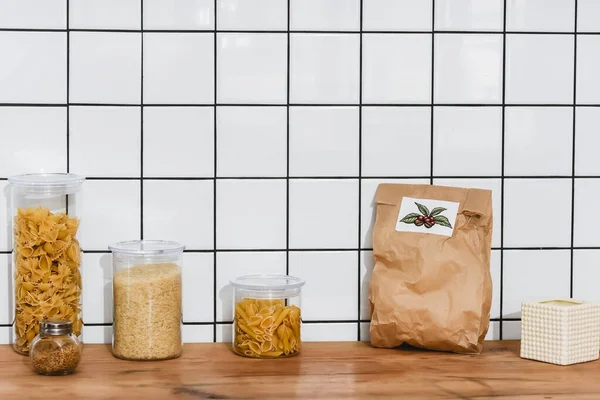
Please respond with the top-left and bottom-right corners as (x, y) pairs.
(13, 207), (82, 354)
(233, 298), (301, 358)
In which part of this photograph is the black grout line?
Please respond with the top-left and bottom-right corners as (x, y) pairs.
(429, 0), (435, 186)
(139, 2), (144, 241)
(356, 0), (363, 341)
(213, 0), (218, 343)
(3, 27), (599, 35)
(66, 0), (70, 174)
(570, 1), (578, 298)
(286, 0), (291, 277)
(499, 0), (507, 340)
(6, 102), (600, 108)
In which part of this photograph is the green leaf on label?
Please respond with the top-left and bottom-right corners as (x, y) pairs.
(434, 215), (452, 228)
(415, 202), (429, 217)
(429, 207), (447, 217)
(400, 213), (420, 224)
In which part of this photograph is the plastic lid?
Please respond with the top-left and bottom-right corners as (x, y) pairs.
(8, 173), (85, 188)
(108, 240), (185, 255)
(230, 274), (305, 291)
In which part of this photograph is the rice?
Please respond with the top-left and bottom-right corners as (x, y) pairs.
(112, 263), (182, 361)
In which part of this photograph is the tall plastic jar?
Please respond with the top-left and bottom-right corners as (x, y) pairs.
(9, 173), (85, 355)
(109, 240), (185, 361)
(231, 275), (305, 358)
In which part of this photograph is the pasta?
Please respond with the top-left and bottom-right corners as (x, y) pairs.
(233, 298), (301, 358)
(13, 207), (82, 354)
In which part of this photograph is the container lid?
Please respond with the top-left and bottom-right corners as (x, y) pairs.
(9, 173), (85, 188)
(109, 240), (186, 255)
(230, 274), (305, 291)
(40, 319), (72, 335)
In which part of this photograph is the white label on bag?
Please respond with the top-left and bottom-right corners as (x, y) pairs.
(395, 197), (459, 237)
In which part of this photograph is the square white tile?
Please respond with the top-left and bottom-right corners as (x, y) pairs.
(70, 0), (141, 29)
(433, 178), (502, 248)
(290, 0), (360, 31)
(217, 0), (287, 31)
(361, 107), (430, 177)
(360, 178), (430, 248)
(289, 107), (359, 177)
(502, 321), (522, 340)
(143, 0), (214, 30)
(289, 251), (358, 321)
(0, 0), (66, 29)
(575, 107), (600, 175)
(502, 250), (570, 318)
(363, 0), (432, 31)
(216, 180), (286, 249)
(486, 321), (501, 340)
(506, 0), (574, 32)
(143, 180), (214, 250)
(82, 325), (112, 344)
(289, 179), (358, 249)
(0, 107), (67, 177)
(182, 325), (214, 343)
(290, 34), (360, 104)
(0, 32), (66, 103)
(360, 250), (374, 320)
(79, 180), (141, 251)
(81, 253), (113, 324)
(215, 323), (232, 342)
(70, 32), (141, 104)
(0, 327), (9, 345)
(434, 0), (503, 32)
(215, 251), (286, 321)
(302, 323), (357, 341)
(182, 253), (214, 323)
(362, 34), (431, 104)
(217, 106), (287, 177)
(573, 250), (600, 302)
(574, 179), (600, 247)
(217, 33), (287, 104)
(0, 182), (10, 252)
(143, 33), (214, 104)
(578, 0), (600, 32)
(433, 107), (502, 176)
(434, 34), (503, 104)
(143, 107), (214, 178)
(504, 107), (573, 176)
(504, 179), (572, 247)
(576, 36), (600, 104)
(0, 254), (11, 325)
(505, 34), (574, 104)
(360, 322), (370, 341)
(69, 106), (141, 177)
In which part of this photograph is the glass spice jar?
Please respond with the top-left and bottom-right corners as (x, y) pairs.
(30, 320), (82, 376)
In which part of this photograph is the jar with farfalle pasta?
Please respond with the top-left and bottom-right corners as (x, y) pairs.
(231, 275), (305, 358)
(9, 173), (85, 355)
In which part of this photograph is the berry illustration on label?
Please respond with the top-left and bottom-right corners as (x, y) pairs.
(399, 202), (453, 229)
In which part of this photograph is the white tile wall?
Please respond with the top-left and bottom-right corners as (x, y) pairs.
(0, 0), (597, 344)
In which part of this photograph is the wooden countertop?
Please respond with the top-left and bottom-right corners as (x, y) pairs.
(1, 340), (599, 399)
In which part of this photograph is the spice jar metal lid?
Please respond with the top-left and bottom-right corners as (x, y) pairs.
(40, 319), (73, 336)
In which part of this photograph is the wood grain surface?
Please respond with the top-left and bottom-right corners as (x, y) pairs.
(0, 341), (599, 399)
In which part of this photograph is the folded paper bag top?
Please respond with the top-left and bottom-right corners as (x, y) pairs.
(369, 183), (493, 354)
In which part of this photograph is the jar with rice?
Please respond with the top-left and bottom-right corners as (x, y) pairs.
(109, 240), (184, 361)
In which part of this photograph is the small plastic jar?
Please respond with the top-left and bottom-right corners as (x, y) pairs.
(231, 275), (305, 358)
(9, 173), (85, 355)
(109, 240), (185, 361)
(30, 320), (82, 376)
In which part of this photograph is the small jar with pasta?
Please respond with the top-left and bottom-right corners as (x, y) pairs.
(9, 173), (85, 355)
(230, 275), (305, 358)
(109, 240), (184, 361)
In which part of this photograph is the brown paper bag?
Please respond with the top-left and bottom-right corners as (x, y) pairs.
(369, 183), (493, 354)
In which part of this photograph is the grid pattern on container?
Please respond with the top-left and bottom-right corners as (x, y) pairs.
(0, 0), (596, 342)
